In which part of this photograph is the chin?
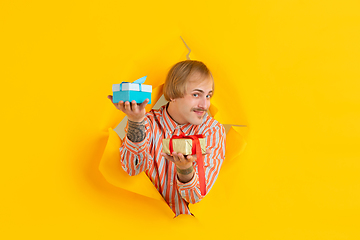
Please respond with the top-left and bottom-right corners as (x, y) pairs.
(189, 118), (203, 125)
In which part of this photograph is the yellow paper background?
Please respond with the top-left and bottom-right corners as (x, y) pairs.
(1, 0), (360, 239)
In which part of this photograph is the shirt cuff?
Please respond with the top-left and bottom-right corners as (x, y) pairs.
(123, 135), (147, 155)
(176, 171), (198, 191)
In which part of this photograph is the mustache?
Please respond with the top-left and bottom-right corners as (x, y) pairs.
(192, 108), (206, 112)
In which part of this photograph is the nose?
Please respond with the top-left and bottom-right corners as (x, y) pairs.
(198, 96), (210, 110)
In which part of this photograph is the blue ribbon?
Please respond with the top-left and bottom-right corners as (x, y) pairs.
(133, 76), (147, 84)
(120, 75), (147, 92)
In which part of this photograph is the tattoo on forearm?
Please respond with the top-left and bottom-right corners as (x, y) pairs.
(127, 119), (146, 143)
(176, 166), (194, 175)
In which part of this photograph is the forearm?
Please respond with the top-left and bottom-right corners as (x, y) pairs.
(127, 119), (146, 142)
(176, 156), (224, 204)
(176, 165), (195, 183)
(176, 170), (203, 204)
(119, 119), (149, 175)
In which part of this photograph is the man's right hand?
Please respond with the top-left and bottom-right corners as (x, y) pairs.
(107, 95), (149, 122)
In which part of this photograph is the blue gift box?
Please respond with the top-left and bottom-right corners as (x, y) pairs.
(112, 76), (152, 104)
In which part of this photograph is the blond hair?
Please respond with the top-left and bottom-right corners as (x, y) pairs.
(163, 60), (213, 101)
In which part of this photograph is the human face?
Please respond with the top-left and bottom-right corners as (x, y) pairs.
(170, 74), (213, 125)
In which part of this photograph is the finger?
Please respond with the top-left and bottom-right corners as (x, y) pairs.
(108, 95), (120, 109)
(124, 101), (131, 111)
(131, 100), (137, 111)
(188, 152), (208, 161)
(172, 152), (184, 163)
(161, 153), (175, 163)
(139, 98), (149, 110)
(117, 101), (125, 111)
(176, 152), (186, 161)
(186, 155), (197, 163)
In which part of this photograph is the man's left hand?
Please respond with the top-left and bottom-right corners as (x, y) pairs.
(161, 149), (211, 169)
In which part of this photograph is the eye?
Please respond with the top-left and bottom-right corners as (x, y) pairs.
(206, 94), (212, 99)
(192, 93), (199, 97)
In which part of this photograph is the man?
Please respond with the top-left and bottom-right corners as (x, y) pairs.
(108, 60), (226, 216)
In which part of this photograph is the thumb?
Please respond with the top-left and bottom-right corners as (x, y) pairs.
(139, 98), (149, 109)
(186, 155), (197, 162)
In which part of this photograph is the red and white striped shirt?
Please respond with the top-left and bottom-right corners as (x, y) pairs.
(119, 104), (226, 216)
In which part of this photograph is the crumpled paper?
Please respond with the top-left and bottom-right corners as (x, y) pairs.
(99, 37), (247, 202)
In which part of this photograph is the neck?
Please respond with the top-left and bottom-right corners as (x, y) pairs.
(167, 102), (186, 125)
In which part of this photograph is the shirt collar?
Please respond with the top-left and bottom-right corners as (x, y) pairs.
(162, 103), (192, 134)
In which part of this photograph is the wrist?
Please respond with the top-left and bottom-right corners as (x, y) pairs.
(175, 161), (193, 170)
(128, 118), (145, 124)
(176, 166), (195, 183)
(176, 165), (194, 175)
(128, 117), (145, 123)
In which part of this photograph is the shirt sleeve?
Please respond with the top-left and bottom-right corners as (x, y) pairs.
(176, 123), (226, 204)
(119, 116), (153, 176)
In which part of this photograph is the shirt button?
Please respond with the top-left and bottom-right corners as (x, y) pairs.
(170, 182), (173, 186)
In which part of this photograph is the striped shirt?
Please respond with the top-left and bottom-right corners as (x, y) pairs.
(119, 104), (226, 216)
